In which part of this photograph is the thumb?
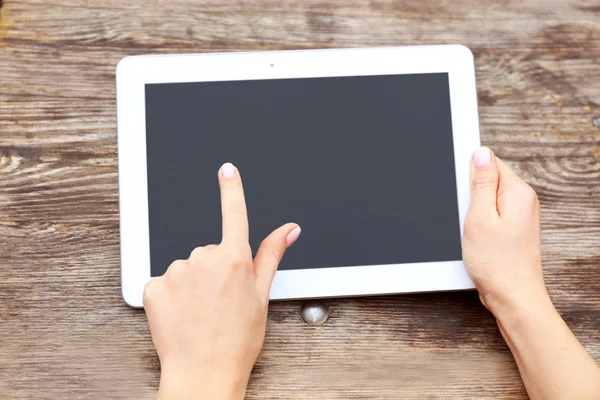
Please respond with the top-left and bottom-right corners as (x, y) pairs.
(254, 223), (301, 300)
(469, 147), (500, 218)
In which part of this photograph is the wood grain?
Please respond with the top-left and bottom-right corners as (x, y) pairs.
(1, 0), (599, 398)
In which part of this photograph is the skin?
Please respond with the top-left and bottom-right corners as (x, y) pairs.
(464, 147), (600, 400)
(144, 151), (600, 400)
(144, 163), (301, 399)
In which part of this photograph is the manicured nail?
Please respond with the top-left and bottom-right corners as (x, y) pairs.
(221, 162), (236, 179)
(473, 147), (492, 168)
(286, 227), (301, 247)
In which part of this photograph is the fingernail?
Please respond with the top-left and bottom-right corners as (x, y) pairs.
(473, 147), (492, 168)
(286, 227), (301, 247)
(221, 162), (236, 179)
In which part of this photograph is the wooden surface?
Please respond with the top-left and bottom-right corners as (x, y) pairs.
(1, 0), (600, 398)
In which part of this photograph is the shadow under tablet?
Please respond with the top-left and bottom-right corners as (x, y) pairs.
(144, 73), (462, 277)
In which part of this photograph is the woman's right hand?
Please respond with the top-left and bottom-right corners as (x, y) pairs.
(461, 147), (600, 400)
(462, 147), (548, 315)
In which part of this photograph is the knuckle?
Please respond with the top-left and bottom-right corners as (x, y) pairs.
(166, 259), (188, 279)
(143, 278), (161, 305)
(519, 184), (539, 205)
(223, 190), (247, 210)
(471, 175), (498, 191)
(189, 247), (205, 260)
(259, 236), (272, 251)
(270, 247), (284, 263)
(226, 246), (250, 267)
(231, 251), (246, 267)
(172, 259), (188, 268)
(259, 236), (285, 263)
(228, 204), (248, 219)
(528, 187), (539, 203)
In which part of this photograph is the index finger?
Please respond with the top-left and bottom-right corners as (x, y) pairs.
(218, 162), (249, 245)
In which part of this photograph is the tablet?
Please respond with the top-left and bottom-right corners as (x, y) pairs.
(116, 45), (480, 308)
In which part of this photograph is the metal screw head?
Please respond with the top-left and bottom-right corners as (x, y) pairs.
(300, 301), (329, 325)
(593, 116), (600, 130)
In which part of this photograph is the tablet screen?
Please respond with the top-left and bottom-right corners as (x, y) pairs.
(145, 73), (461, 276)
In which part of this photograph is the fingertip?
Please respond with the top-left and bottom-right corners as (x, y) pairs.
(469, 147), (500, 216)
(286, 225), (301, 247)
(472, 147), (494, 169)
(220, 162), (237, 179)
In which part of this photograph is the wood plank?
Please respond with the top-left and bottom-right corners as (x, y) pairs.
(1, 0), (599, 398)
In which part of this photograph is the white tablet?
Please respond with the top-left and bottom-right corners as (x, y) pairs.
(116, 45), (480, 308)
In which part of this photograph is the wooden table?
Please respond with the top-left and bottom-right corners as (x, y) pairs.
(1, 1), (599, 398)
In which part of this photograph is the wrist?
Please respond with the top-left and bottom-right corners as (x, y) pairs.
(492, 290), (566, 374)
(488, 285), (558, 337)
(158, 364), (248, 400)
(481, 280), (552, 322)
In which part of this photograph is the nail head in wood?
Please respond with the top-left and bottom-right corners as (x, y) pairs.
(300, 301), (329, 325)
(593, 116), (600, 130)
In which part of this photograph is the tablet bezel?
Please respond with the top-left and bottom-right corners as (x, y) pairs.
(116, 45), (480, 308)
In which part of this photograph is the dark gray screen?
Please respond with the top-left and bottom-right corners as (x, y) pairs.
(145, 73), (461, 276)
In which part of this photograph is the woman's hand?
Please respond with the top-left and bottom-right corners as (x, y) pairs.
(462, 147), (600, 400)
(143, 163), (301, 400)
(462, 147), (547, 315)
